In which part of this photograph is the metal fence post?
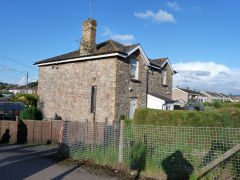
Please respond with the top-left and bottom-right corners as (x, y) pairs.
(118, 120), (125, 165)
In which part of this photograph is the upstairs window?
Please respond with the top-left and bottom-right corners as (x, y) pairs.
(162, 70), (167, 85)
(130, 59), (139, 80)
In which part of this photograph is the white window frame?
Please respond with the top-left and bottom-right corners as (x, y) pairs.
(130, 59), (139, 80)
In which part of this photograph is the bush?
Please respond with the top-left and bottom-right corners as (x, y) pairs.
(213, 100), (223, 108)
(133, 108), (240, 127)
(130, 139), (147, 173)
(20, 106), (42, 120)
(8, 93), (38, 107)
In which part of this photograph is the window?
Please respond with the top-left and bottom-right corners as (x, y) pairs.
(130, 59), (139, 79)
(162, 70), (167, 85)
(129, 98), (137, 119)
(90, 86), (97, 113)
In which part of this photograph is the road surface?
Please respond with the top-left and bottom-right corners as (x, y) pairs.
(0, 144), (120, 180)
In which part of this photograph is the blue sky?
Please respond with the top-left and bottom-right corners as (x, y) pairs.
(0, 0), (239, 94)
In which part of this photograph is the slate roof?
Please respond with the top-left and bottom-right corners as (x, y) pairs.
(180, 88), (206, 96)
(205, 91), (222, 97)
(149, 58), (168, 67)
(34, 40), (139, 65)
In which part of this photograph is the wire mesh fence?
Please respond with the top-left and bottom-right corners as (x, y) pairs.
(60, 121), (240, 179)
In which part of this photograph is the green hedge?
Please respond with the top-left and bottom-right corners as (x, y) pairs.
(133, 108), (240, 127)
(20, 106), (42, 120)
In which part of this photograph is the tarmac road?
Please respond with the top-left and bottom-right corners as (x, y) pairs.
(0, 145), (120, 180)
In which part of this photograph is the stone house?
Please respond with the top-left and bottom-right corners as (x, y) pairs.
(172, 87), (207, 103)
(34, 19), (175, 122)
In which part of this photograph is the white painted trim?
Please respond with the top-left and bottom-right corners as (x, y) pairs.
(172, 88), (188, 95)
(126, 45), (150, 66)
(35, 53), (127, 66)
(161, 59), (175, 74)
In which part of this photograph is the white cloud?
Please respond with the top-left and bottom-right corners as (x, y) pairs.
(101, 27), (135, 45)
(134, 9), (176, 23)
(17, 77), (38, 86)
(167, 2), (182, 11)
(111, 34), (135, 42)
(173, 61), (240, 95)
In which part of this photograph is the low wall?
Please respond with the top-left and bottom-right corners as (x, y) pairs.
(0, 120), (62, 144)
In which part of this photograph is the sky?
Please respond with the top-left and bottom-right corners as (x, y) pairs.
(0, 0), (239, 94)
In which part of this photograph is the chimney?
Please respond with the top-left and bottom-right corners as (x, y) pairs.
(80, 19), (97, 54)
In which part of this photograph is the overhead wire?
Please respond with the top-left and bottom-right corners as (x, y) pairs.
(0, 53), (38, 72)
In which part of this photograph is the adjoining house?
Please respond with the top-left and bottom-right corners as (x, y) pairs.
(147, 93), (182, 110)
(202, 91), (224, 103)
(172, 87), (207, 104)
(34, 19), (176, 122)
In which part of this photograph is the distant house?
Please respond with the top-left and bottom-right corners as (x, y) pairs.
(4, 85), (38, 95)
(172, 87), (207, 104)
(19, 85), (38, 94)
(228, 95), (240, 103)
(4, 86), (20, 94)
(202, 91), (223, 103)
(34, 18), (176, 122)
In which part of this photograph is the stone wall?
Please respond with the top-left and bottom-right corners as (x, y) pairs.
(115, 50), (148, 120)
(148, 64), (173, 99)
(38, 57), (117, 122)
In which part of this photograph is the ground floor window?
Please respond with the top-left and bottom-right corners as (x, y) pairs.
(129, 97), (137, 119)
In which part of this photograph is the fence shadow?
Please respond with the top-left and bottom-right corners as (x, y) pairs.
(17, 120), (28, 144)
(1, 129), (11, 144)
(162, 150), (194, 180)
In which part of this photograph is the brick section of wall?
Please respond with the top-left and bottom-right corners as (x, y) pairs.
(0, 120), (62, 144)
(38, 58), (117, 122)
(172, 88), (188, 102)
(115, 50), (147, 120)
(148, 64), (173, 99)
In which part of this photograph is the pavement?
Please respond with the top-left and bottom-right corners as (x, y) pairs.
(0, 144), (120, 180)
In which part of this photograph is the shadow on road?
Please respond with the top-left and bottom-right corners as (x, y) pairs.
(0, 145), (63, 180)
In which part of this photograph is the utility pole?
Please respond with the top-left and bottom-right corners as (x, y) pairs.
(27, 72), (28, 86)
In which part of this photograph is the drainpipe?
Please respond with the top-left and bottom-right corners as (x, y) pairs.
(146, 68), (150, 107)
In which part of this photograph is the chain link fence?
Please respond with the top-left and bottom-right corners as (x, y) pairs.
(60, 121), (240, 179)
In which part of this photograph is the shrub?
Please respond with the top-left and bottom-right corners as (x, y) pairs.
(20, 106), (42, 120)
(8, 93), (38, 107)
(130, 139), (147, 173)
(213, 100), (223, 108)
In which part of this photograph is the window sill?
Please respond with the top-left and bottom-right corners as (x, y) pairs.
(131, 79), (141, 83)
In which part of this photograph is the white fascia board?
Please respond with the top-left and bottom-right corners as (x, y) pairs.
(35, 53), (127, 66)
(172, 87), (188, 95)
(126, 45), (150, 66)
(161, 59), (174, 74)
